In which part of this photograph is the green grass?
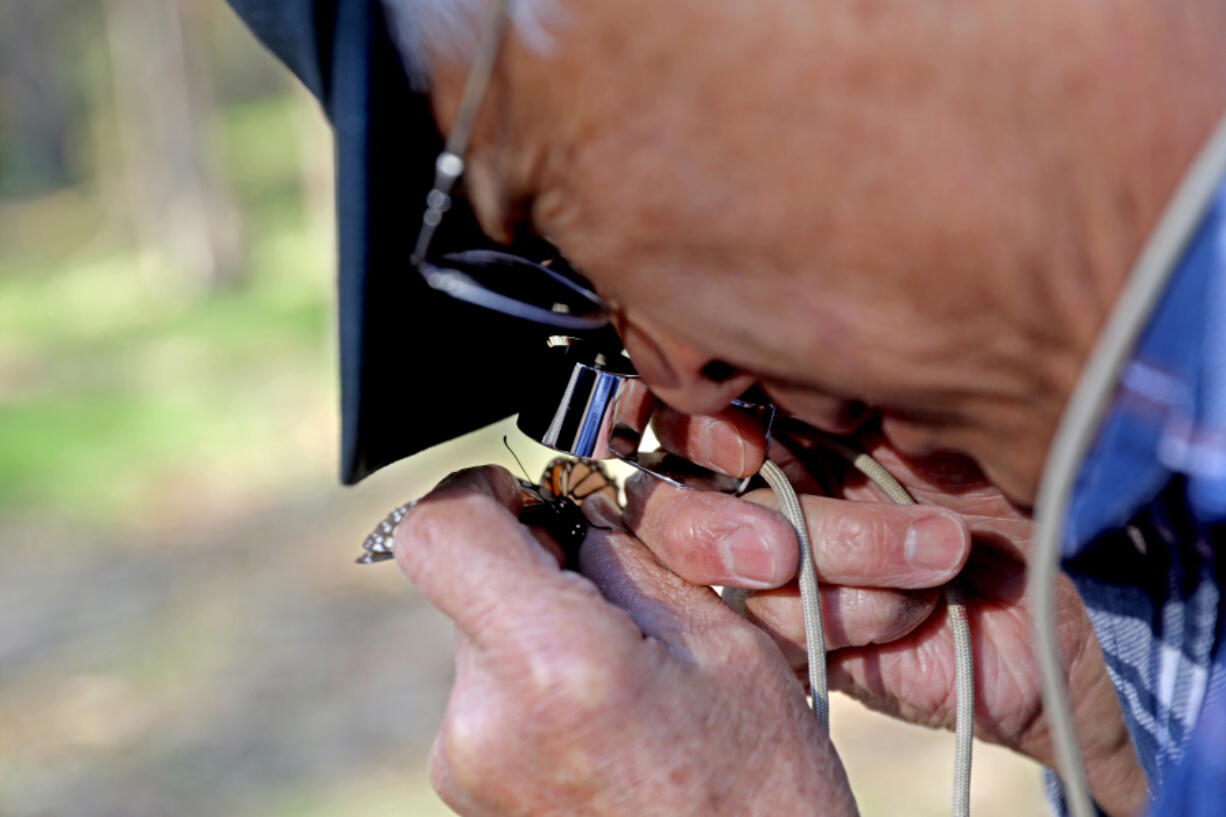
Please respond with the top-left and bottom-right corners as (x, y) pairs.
(0, 94), (336, 528)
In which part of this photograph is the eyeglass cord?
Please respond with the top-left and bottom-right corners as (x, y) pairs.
(760, 449), (974, 817)
(1026, 109), (1226, 817)
(410, 0), (509, 269)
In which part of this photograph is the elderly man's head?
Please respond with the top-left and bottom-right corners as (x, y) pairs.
(397, 0), (1226, 504)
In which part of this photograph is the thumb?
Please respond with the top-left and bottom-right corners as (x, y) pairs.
(579, 493), (756, 657)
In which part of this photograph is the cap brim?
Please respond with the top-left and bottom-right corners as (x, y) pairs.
(331, 1), (548, 483)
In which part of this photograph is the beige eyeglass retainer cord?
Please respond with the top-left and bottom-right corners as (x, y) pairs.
(756, 446), (975, 817)
(1027, 110), (1226, 817)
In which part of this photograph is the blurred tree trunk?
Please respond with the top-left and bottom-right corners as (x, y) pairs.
(103, 0), (242, 290)
(0, 0), (79, 195)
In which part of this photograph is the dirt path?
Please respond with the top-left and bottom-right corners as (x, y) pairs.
(1, 479), (458, 816)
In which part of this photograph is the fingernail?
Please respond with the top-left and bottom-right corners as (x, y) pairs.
(695, 418), (747, 475)
(904, 514), (965, 573)
(720, 525), (778, 587)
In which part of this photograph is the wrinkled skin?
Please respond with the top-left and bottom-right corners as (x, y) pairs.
(623, 406), (1145, 816)
(397, 1), (1226, 815)
(397, 467), (856, 817)
(435, 0), (1226, 503)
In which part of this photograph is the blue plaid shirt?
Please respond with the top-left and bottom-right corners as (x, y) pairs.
(1055, 182), (1226, 815)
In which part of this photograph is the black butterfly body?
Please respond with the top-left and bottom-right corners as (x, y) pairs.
(517, 458), (618, 567)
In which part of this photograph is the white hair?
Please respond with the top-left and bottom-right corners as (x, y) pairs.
(383, 0), (562, 89)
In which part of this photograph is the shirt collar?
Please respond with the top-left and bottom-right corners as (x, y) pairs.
(1066, 182), (1226, 554)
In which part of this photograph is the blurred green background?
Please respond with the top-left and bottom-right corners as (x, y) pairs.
(0, 3), (1046, 815)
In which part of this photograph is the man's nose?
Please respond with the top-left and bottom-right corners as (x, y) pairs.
(619, 319), (756, 416)
(759, 382), (871, 436)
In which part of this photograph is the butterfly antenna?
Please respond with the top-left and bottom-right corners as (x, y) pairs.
(502, 435), (533, 483)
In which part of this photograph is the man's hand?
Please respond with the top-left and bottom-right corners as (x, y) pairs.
(395, 465), (857, 817)
(624, 407), (1147, 817)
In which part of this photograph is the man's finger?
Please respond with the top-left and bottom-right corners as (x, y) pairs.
(579, 494), (748, 657)
(744, 583), (939, 658)
(651, 404), (768, 478)
(625, 476), (970, 589)
(742, 488), (970, 587)
(429, 741), (497, 817)
(623, 472), (800, 588)
(395, 466), (639, 653)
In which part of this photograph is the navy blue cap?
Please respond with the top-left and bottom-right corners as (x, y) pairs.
(229, 0), (545, 483)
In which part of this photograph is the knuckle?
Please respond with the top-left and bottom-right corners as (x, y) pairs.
(821, 509), (897, 577)
(400, 494), (500, 551)
(661, 494), (739, 552)
(701, 619), (776, 667)
(437, 704), (504, 792)
(869, 516), (903, 572)
(813, 513), (862, 576)
(627, 493), (700, 559)
(427, 741), (463, 804)
(396, 500), (447, 553)
(512, 593), (631, 715)
(520, 640), (618, 715)
(667, 506), (716, 554)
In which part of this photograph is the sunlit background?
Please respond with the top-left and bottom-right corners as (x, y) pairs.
(0, 3), (1047, 815)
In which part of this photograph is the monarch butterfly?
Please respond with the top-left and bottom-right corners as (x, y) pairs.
(518, 457), (619, 566)
(355, 455), (619, 566)
(528, 457), (620, 506)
